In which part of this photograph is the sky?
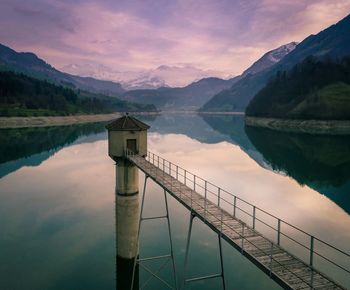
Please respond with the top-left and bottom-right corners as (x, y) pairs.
(1, 0), (350, 76)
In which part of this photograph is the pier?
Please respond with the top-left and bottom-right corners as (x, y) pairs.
(106, 115), (349, 289)
(126, 150), (349, 290)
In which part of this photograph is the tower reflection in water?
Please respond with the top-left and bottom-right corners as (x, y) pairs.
(115, 159), (139, 290)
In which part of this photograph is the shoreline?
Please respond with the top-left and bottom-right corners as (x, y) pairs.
(197, 111), (245, 115)
(245, 116), (350, 135)
(0, 112), (159, 129)
(0, 111), (246, 129)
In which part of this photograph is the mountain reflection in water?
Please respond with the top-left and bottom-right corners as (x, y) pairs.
(1, 114), (349, 216)
(200, 114), (350, 215)
(0, 115), (158, 179)
(0, 123), (107, 178)
(245, 126), (350, 214)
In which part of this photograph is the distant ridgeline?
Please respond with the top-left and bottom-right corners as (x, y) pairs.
(246, 56), (350, 120)
(0, 71), (157, 116)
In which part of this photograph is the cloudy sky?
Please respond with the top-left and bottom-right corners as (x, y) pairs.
(1, 0), (350, 76)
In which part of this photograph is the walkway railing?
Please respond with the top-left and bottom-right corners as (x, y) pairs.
(125, 149), (350, 288)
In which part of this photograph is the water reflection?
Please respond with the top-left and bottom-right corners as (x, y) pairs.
(148, 114), (228, 144)
(0, 113), (157, 179)
(245, 126), (350, 214)
(200, 114), (267, 167)
(200, 114), (350, 215)
(146, 123), (350, 287)
(1, 114), (349, 289)
(0, 123), (107, 178)
(0, 138), (116, 290)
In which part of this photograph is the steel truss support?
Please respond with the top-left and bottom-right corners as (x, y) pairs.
(182, 213), (226, 290)
(131, 175), (178, 290)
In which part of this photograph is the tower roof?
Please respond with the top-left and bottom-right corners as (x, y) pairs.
(105, 114), (150, 131)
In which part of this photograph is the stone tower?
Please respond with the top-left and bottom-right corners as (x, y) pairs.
(106, 114), (150, 290)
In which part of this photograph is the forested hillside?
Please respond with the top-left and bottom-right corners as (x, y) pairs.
(245, 57), (350, 120)
(0, 71), (156, 116)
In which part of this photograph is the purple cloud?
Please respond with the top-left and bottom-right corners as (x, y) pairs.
(0, 0), (349, 76)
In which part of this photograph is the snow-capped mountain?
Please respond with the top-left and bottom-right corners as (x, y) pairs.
(122, 73), (167, 90)
(61, 63), (139, 84)
(242, 42), (298, 76)
(148, 65), (228, 88)
(61, 63), (229, 90)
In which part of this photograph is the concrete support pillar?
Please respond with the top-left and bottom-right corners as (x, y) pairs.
(116, 159), (139, 196)
(115, 159), (139, 290)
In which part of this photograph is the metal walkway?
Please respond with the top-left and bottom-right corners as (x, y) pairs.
(126, 150), (350, 290)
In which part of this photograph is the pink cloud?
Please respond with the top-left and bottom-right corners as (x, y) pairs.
(0, 0), (349, 76)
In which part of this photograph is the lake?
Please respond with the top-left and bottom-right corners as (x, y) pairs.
(0, 113), (349, 290)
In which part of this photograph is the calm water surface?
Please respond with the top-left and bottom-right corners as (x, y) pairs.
(0, 114), (349, 289)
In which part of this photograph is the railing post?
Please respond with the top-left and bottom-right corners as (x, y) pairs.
(184, 170), (187, 185)
(194, 175), (196, 191)
(241, 224), (245, 253)
(269, 242), (273, 277)
(233, 196), (237, 217)
(252, 206), (256, 229)
(191, 189), (193, 210)
(154, 156), (158, 179)
(310, 236), (314, 267)
(277, 219), (281, 246)
(155, 156), (157, 178)
(176, 165), (178, 180)
(158, 156), (159, 168)
(169, 162), (171, 176)
(218, 187), (221, 207)
(204, 181), (207, 219)
(220, 209), (223, 235)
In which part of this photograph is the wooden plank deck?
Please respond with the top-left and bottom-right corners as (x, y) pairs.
(127, 154), (346, 290)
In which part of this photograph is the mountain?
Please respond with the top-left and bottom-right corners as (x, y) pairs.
(121, 73), (167, 90)
(147, 65), (229, 88)
(200, 42), (298, 111)
(245, 56), (350, 120)
(61, 63), (167, 90)
(120, 76), (240, 110)
(61, 63), (229, 90)
(201, 14), (350, 112)
(122, 42), (299, 110)
(0, 43), (125, 96)
(242, 42), (298, 76)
